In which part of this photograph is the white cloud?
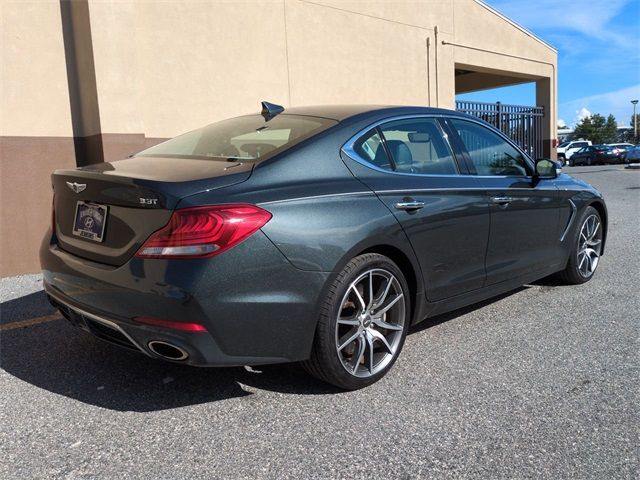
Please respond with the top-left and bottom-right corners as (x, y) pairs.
(488, 0), (635, 51)
(561, 84), (640, 126)
(575, 107), (592, 125)
(558, 119), (567, 128)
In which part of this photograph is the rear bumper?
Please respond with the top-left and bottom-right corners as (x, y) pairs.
(40, 231), (330, 366)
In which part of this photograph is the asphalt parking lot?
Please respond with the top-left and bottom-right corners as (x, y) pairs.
(1, 165), (638, 479)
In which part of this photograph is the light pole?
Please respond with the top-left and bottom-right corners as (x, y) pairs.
(633, 100), (639, 142)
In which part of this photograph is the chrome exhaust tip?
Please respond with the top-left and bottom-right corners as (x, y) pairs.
(147, 341), (189, 361)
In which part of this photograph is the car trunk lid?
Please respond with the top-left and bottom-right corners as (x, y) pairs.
(52, 156), (253, 266)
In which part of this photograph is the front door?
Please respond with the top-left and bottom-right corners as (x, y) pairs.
(446, 118), (562, 285)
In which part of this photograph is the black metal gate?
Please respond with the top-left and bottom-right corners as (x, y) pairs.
(456, 101), (544, 160)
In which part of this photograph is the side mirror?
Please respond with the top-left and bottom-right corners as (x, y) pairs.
(534, 158), (561, 181)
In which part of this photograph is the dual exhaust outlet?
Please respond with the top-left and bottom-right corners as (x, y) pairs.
(147, 340), (189, 361)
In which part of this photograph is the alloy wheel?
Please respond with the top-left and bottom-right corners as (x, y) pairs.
(335, 268), (405, 378)
(577, 214), (602, 278)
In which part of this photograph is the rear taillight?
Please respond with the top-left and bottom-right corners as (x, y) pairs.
(136, 204), (272, 259)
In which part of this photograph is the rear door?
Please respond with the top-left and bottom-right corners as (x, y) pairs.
(446, 118), (563, 285)
(341, 116), (490, 301)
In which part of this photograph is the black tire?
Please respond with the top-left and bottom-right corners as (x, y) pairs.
(557, 206), (602, 285)
(302, 253), (410, 390)
(568, 158), (575, 166)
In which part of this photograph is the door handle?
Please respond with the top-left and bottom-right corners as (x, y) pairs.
(490, 196), (514, 205)
(394, 200), (425, 211)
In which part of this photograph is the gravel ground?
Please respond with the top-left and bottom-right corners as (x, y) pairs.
(1, 165), (638, 479)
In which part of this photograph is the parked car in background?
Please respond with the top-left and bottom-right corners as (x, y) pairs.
(607, 143), (634, 159)
(569, 145), (621, 166)
(40, 103), (608, 390)
(557, 140), (591, 164)
(623, 145), (640, 163)
(608, 143), (635, 155)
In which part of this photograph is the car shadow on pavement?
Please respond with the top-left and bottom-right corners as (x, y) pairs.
(2, 286), (528, 411)
(1, 291), (342, 412)
(408, 286), (528, 335)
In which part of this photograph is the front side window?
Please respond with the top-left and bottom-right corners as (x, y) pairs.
(353, 118), (458, 175)
(449, 119), (530, 176)
(138, 114), (337, 161)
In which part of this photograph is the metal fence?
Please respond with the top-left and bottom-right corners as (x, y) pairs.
(456, 101), (544, 160)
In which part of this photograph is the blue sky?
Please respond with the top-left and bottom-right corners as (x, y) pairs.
(457, 0), (640, 128)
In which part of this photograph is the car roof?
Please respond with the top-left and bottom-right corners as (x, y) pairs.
(279, 105), (467, 122)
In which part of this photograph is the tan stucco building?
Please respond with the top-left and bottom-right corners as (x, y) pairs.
(1, 0), (557, 277)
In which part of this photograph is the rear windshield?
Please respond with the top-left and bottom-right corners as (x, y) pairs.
(138, 114), (337, 161)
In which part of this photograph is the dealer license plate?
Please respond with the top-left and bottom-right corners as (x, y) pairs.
(72, 201), (108, 242)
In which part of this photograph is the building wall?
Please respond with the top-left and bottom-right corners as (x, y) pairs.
(0, 0), (556, 277)
(1, 0), (76, 276)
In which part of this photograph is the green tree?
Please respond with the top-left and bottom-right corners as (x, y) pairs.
(604, 114), (618, 143)
(573, 113), (618, 144)
(630, 114), (640, 142)
(573, 115), (595, 141)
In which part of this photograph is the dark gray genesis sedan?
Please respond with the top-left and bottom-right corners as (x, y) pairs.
(41, 102), (607, 390)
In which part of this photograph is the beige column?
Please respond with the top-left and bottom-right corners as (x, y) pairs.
(536, 77), (556, 159)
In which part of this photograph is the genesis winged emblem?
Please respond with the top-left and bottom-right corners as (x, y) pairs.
(66, 181), (86, 194)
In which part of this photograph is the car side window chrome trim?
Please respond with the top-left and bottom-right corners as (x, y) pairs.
(341, 114), (466, 177)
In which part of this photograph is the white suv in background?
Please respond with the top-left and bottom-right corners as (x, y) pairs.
(557, 140), (591, 164)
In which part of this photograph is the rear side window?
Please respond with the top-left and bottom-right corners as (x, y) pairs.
(138, 114), (337, 161)
(354, 130), (392, 170)
(449, 119), (530, 176)
(353, 118), (458, 175)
